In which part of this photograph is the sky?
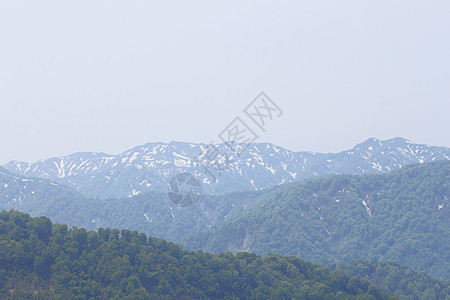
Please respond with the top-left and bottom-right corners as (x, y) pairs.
(1, 1), (449, 164)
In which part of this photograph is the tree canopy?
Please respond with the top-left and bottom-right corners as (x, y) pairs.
(0, 210), (397, 299)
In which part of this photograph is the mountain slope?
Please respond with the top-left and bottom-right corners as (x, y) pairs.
(0, 166), (93, 226)
(0, 166), (264, 242)
(184, 161), (450, 279)
(4, 137), (449, 199)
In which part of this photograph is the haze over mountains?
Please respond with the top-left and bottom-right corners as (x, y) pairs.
(3, 137), (449, 199)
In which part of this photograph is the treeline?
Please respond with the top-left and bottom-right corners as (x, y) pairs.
(0, 210), (397, 299)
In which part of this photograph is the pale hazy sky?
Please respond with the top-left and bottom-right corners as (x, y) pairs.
(1, 1), (449, 164)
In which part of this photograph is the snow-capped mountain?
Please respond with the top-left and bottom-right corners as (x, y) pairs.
(3, 137), (450, 199)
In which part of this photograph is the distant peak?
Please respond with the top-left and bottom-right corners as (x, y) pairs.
(353, 137), (382, 148)
(350, 137), (417, 152)
(389, 137), (414, 144)
(358, 137), (413, 145)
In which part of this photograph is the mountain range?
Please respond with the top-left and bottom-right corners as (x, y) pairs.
(1, 158), (449, 279)
(3, 137), (449, 199)
(1, 137), (449, 281)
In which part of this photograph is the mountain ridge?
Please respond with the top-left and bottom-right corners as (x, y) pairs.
(3, 137), (449, 199)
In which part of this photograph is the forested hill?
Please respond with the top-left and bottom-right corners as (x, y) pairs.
(0, 210), (399, 299)
(329, 260), (450, 300)
(185, 160), (450, 279)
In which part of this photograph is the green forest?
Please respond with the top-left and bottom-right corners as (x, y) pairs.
(329, 260), (449, 299)
(0, 210), (401, 299)
(1, 162), (449, 298)
(185, 161), (450, 279)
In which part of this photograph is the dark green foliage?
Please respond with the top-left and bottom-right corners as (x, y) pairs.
(185, 161), (450, 280)
(329, 260), (450, 300)
(0, 210), (395, 299)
